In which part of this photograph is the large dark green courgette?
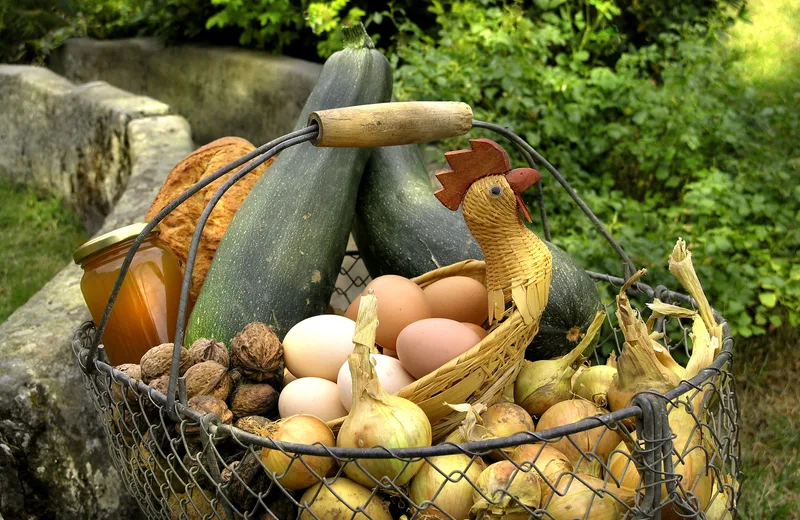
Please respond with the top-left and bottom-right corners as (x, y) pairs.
(353, 143), (484, 278)
(185, 26), (392, 345)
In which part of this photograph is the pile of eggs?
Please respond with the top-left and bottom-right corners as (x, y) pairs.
(278, 274), (489, 421)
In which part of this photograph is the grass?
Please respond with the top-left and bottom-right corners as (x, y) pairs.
(0, 179), (88, 323)
(727, 0), (800, 517)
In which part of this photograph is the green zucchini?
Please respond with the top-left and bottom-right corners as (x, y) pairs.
(185, 26), (392, 344)
(525, 242), (605, 361)
(352, 143), (484, 278)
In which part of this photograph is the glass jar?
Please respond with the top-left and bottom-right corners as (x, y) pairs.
(74, 223), (184, 366)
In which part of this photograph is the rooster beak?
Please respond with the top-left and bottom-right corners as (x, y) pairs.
(505, 168), (541, 194)
(505, 168), (540, 224)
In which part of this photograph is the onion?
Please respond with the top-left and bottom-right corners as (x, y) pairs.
(337, 293), (432, 487)
(544, 473), (637, 520)
(514, 311), (606, 417)
(260, 414), (335, 490)
(298, 478), (392, 520)
(535, 400), (621, 477)
(573, 365), (617, 408)
(607, 270), (680, 414)
(669, 238), (723, 346)
(481, 402), (535, 460)
(510, 444), (572, 502)
(470, 460), (542, 520)
(409, 455), (485, 519)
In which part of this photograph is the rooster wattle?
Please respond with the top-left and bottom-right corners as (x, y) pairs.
(434, 139), (553, 326)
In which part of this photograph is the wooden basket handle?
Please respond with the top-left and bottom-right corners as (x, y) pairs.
(309, 101), (473, 147)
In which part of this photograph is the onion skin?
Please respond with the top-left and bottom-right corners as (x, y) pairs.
(535, 400), (621, 475)
(573, 365), (617, 408)
(544, 473), (637, 520)
(298, 478), (392, 520)
(409, 455), (485, 520)
(480, 402), (535, 461)
(510, 444), (573, 502)
(470, 460), (542, 520)
(260, 414), (335, 490)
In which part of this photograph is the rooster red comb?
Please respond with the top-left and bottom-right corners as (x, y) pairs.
(434, 138), (541, 211)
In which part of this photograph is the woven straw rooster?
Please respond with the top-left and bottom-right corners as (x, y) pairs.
(435, 138), (553, 327)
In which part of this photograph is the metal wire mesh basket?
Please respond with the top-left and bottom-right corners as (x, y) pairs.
(72, 102), (741, 519)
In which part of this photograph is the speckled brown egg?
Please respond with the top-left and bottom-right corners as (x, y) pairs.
(423, 276), (488, 325)
(345, 275), (432, 351)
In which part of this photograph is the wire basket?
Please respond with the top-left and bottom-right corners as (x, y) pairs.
(72, 102), (741, 519)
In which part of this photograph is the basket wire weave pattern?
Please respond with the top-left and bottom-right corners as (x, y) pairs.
(72, 119), (741, 519)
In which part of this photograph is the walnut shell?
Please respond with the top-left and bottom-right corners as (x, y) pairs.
(184, 360), (231, 401)
(228, 451), (268, 511)
(234, 415), (271, 436)
(111, 363), (142, 403)
(188, 395), (233, 424)
(229, 384), (278, 420)
(231, 323), (284, 387)
(188, 338), (229, 368)
(140, 343), (193, 383)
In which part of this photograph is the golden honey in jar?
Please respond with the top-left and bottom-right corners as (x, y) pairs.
(74, 223), (184, 366)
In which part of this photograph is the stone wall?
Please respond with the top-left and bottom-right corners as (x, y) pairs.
(0, 66), (174, 230)
(0, 65), (194, 519)
(50, 38), (322, 147)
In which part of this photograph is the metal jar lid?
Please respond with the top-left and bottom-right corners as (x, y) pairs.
(73, 222), (160, 264)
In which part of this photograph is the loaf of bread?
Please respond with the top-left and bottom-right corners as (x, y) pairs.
(146, 137), (274, 304)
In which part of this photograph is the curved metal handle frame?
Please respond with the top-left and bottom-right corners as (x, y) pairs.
(87, 116), (641, 421)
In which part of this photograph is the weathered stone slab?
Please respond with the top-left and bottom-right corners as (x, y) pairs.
(50, 37), (322, 147)
(0, 65), (172, 231)
(0, 67), (193, 519)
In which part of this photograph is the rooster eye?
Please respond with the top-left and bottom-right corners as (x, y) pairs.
(489, 185), (502, 197)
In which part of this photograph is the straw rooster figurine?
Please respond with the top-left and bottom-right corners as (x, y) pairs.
(435, 139), (553, 326)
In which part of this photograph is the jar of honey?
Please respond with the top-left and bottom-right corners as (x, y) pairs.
(74, 223), (184, 366)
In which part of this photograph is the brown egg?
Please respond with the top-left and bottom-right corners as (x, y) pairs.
(461, 322), (487, 340)
(395, 318), (482, 379)
(344, 275), (432, 351)
(423, 276), (488, 325)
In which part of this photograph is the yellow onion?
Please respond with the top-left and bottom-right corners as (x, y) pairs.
(481, 402), (535, 460)
(571, 362), (589, 389)
(409, 455), (485, 519)
(260, 414), (335, 490)
(705, 475), (737, 520)
(544, 473), (638, 520)
(535, 400), (621, 477)
(607, 270), (681, 414)
(470, 460), (542, 520)
(573, 365), (617, 408)
(510, 444), (573, 502)
(299, 478), (392, 520)
(515, 311), (606, 417)
(337, 293), (432, 487)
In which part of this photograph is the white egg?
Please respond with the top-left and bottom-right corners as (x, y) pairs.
(283, 368), (298, 386)
(337, 354), (416, 411)
(278, 378), (348, 421)
(283, 314), (356, 381)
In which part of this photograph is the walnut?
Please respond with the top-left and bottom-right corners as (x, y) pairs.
(229, 384), (278, 420)
(111, 363), (141, 403)
(184, 360), (231, 401)
(140, 343), (193, 383)
(187, 395), (233, 424)
(148, 374), (171, 395)
(234, 415), (271, 436)
(187, 338), (229, 368)
(231, 323), (284, 387)
(228, 451), (268, 511)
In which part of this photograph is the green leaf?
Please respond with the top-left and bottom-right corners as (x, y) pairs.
(759, 292), (778, 308)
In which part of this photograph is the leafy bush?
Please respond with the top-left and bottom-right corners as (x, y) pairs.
(391, 0), (799, 336)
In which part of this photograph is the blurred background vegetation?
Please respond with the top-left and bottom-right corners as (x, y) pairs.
(1, 0), (798, 516)
(2, 0), (797, 340)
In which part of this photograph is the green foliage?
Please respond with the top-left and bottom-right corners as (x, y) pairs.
(391, 0), (798, 336)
